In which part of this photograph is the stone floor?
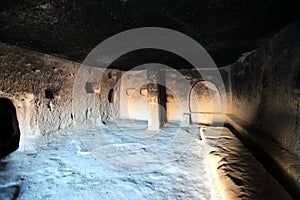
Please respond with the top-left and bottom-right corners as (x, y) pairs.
(0, 120), (292, 200)
(0, 121), (222, 200)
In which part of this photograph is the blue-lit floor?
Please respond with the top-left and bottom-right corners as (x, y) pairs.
(0, 122), (222, 200)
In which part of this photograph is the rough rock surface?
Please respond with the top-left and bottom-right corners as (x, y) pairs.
(0, 42), (79, 139)
(0, 184), (20, 200)
(229, 20), (300, 155)
(0, 0), (297, 67)
(226, 115), (300, 199)
(202, 126), (292, 200)
(0, 123), (224, 200)
(0, 121), (292, 199)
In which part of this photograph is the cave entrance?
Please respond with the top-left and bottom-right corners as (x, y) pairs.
(0, 98), (20, 157)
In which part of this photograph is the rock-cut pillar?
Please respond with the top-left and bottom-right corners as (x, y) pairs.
(147, 68), (166, 130)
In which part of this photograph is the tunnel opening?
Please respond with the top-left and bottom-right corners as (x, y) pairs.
(0, 98), (20, 158)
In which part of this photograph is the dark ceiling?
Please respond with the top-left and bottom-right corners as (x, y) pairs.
(0, 0), (298, 69)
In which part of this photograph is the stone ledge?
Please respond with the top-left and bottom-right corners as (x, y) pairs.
(203, 126), (291, 200)
(225, 114), (300, 199)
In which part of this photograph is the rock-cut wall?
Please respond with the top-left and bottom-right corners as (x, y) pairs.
(0, 41), (232, 151)
(229, 21), (300, 155)
(0, 42), (79, 148)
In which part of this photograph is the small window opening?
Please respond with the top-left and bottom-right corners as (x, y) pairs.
(45, 89), (54, 99)
(108, 89), (114, 103)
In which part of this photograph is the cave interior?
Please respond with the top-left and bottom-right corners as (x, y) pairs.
(0, 0), (300, 199)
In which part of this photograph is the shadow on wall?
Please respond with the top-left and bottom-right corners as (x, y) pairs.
(0, 98), (20, 158)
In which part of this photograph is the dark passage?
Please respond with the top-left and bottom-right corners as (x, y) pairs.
(108, 89), (114, 103)
(0, 98), (20, 158)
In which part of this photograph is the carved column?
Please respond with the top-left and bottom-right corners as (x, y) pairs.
(147, 68), (166, 130)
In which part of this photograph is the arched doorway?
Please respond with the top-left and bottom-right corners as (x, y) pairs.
(0, 98), (20, 158)
(189, 81), (222, 124)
